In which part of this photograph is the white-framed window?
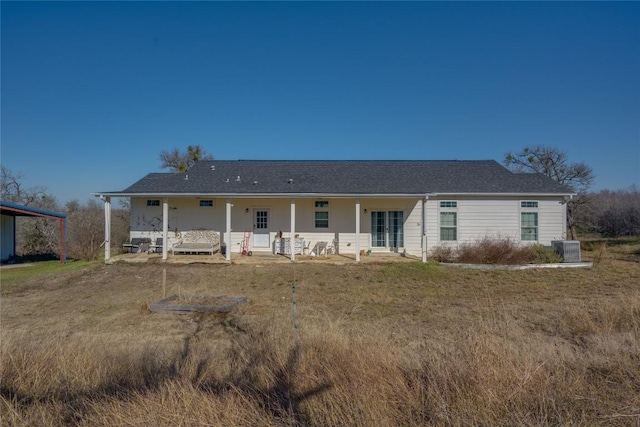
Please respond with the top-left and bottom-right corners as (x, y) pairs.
(520, 201), (539, 241)
(147, 200), (160, 207)
(439, 201), (457, 241)
(315, 200), (329, 228)
(199, 200), (213, 207)
(521, 212), (538, 241)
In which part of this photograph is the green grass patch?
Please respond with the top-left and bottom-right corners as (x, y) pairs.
(0, 260), (95, 293)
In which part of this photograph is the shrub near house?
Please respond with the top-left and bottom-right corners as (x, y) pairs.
(431, 237), (562, 264)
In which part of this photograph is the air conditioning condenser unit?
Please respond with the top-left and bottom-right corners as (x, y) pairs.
(551, 240), (581, 263)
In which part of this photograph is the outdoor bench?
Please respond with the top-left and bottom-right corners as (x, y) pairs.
(171, 230), (220, 255)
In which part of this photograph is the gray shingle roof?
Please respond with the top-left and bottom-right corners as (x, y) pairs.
(115, 160), (572, 196)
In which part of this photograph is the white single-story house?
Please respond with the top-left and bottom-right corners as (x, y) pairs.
(95, 160), (574, 263)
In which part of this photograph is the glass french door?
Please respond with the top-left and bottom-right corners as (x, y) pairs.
(371, 211), (387, 247)
(389, 211), (404, 248)
(371, 211), (404, 248)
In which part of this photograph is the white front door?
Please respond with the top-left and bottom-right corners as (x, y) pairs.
(253, 209), (270, 248)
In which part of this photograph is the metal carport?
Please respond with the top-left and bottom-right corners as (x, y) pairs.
(0, 200), (67, 263)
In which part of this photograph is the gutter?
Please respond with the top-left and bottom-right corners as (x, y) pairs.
(93, 192), (430, 199)
(93, 191), (575, 199)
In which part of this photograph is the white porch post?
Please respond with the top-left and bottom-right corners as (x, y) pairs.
(290, 199), (296, 262)
(226, 199), (232, 261)
(355, 199), (361, 262)
(162, 197), (169, 261)
(104, 196), (111, 262)
(422, 196), (428, 263)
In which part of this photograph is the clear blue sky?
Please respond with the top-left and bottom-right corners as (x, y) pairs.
(1, 1), (639, 204)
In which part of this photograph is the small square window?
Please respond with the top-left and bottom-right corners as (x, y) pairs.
(440, 201), (457, 208)
(199, 200), (213, 207)
(521, 201), (538, 208)
(315, 201), (329, 208)
(146, 200), (160, 206)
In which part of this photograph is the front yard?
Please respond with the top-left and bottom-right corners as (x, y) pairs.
(1, 240), (639, 426)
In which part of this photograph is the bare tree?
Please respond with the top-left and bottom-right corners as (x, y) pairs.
(159, 145), (213, 173)
(504, 145), (594, 192)
(65, 200), (105, 260)
(65, 199), (130, 261)
(1, 166), (49, 206)
(504, 145), (595, 239)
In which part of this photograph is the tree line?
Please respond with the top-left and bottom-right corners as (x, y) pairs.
(1, 145), (637, 262)
(503, 145), (639, 239)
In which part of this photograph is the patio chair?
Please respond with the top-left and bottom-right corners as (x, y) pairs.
(312, 241), (328, 256)
(122, 238), (151, 253)
(149, 238), (163, 253)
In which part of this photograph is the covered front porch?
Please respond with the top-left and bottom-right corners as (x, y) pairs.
(100, 195), (429, 264)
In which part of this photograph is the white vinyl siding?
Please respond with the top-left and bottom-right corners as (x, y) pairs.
(538, 199), (566, 242)
(425, 197), (566, 254)
(402, 200), (423, 254)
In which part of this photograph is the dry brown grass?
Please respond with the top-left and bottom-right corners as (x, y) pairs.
(1, 243), (639, 426)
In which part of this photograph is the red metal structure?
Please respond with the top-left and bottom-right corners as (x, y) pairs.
(0, 200), (67, 263)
